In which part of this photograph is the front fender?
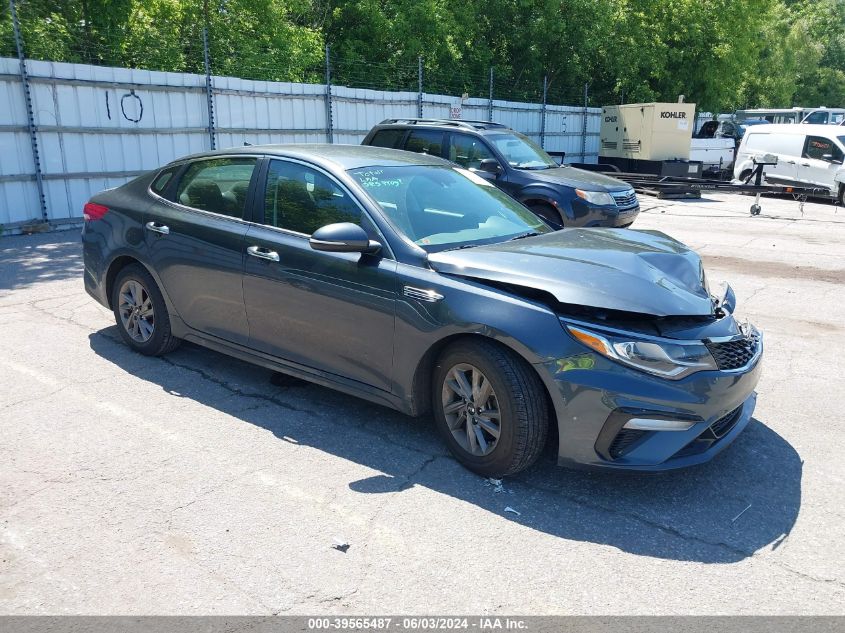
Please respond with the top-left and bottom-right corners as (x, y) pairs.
(517, 185), (569, 216)
(392, 262), (574, 416)
(734, 158), (755, 179)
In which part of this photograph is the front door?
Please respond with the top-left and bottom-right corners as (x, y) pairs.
(145, 156), (258, 345)
(798, 135), (844, 194)
(242, 158), (397, 392)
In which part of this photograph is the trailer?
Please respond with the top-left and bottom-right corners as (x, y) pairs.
(572, 158), (826, 215)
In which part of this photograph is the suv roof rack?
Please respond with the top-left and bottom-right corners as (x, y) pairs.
(378, 118), (509, 131)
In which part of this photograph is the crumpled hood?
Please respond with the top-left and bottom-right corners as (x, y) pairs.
(428, 228), (714, 317)
(525, 165), (633, 191)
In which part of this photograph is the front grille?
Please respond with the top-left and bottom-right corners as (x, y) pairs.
(706, 331), (760, 370)
(611, 190), (638, 209)
(674, 439), (710, 459)
(608, 429), (646, 458)
(709, 406), (742, 438)
(674, 405), (744, 458)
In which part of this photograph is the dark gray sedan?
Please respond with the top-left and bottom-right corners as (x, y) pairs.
(82, 144), (762, 475)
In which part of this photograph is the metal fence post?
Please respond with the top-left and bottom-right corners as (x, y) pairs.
(202, 27), (216, 150)
(9, 0), (47, 223)
(417, 56), (423, 118)
(325, 44), (333, 143)
(487, 67), (494, 121)
(581, 82), (589, 161)
(540, 75), (548, 149)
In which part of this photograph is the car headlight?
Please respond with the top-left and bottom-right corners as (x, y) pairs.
(575, 189), (615, 206)
(565, 324), (718, 379)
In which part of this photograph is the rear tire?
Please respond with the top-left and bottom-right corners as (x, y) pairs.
(432, 339), (549, 477)
(111, 264), (180, 356)
(528, 202), (563, 230)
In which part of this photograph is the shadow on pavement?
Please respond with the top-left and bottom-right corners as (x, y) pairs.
(89, 329), (802, 565)
(0, 231), (82, 292)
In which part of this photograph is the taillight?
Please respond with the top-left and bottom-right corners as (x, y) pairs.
(83, 202), (109, 221)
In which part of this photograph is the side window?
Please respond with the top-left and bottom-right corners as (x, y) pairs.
(804, 111), (828, 125)
(405, 130), (444, 156)
(370, 129), (406, 149)
(151, 166), (179, 195)
(264, 160), (361, 235)
(175, 157), (256, 217)
(448, 134), (496, 169)
(803, 136), (843, 162)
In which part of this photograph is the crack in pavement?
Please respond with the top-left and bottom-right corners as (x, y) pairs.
(10, 284), (845, 593)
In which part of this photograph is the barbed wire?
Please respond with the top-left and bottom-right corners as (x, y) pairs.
(0, 11), (599, 109)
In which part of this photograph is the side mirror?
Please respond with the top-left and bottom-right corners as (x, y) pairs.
(309, 222), (381, 255)
(477, 158), (502, 177)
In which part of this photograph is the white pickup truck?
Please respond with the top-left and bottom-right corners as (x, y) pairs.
(691, 119), (738, 174)
(691, 137), (735, 174)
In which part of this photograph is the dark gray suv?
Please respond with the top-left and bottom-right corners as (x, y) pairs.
(362, 118), (640, 228)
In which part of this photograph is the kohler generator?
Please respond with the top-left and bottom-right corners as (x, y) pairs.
(600, 103), (703, 177)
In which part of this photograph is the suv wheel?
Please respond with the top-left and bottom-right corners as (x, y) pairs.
(432, 339), (548, 476)
(112, 264), (180, 356)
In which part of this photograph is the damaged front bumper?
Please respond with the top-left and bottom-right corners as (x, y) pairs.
(536, 327), (763, 471)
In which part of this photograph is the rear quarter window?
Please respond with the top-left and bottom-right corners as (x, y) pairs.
(151, 166), (179, 195)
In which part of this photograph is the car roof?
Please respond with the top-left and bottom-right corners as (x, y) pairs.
(170, 143), (452, 170)
(743, 123), (845, 135)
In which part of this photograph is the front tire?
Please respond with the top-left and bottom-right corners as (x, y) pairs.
(528, 202), (563, 230)
(111, 263), (180, 356)
(432, 339), (549, 476)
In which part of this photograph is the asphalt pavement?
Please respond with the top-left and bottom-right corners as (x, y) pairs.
(1, 192), (843, 614)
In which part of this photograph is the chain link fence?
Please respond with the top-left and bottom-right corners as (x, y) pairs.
(0, 1), (601, 232)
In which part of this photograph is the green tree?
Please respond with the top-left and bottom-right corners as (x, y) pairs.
(2, 0), (842, 111)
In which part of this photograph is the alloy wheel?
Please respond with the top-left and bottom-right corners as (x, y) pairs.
(118, 279), (155, 343)
(441, 363), (501, 456)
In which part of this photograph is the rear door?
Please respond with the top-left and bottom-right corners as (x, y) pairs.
(798, 135), (843, 194)
(403, 129), (446, 158)
(145, 156), (258, 345)
(242, 157), (397, 392)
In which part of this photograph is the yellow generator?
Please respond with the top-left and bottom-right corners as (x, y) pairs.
(600, 103), (699, 175)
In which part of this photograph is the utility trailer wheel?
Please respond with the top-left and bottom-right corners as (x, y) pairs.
(750, 203), (761, 216)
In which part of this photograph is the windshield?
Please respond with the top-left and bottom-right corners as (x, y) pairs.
(348, 165), (551, 252)
(486, 132), (557, 169)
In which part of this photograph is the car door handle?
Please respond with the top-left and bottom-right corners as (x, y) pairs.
(800, 162), (811, 167)
(784, 160), (796, 164)
(145, 221), (170, 235)
(247, 245), (280, 262)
